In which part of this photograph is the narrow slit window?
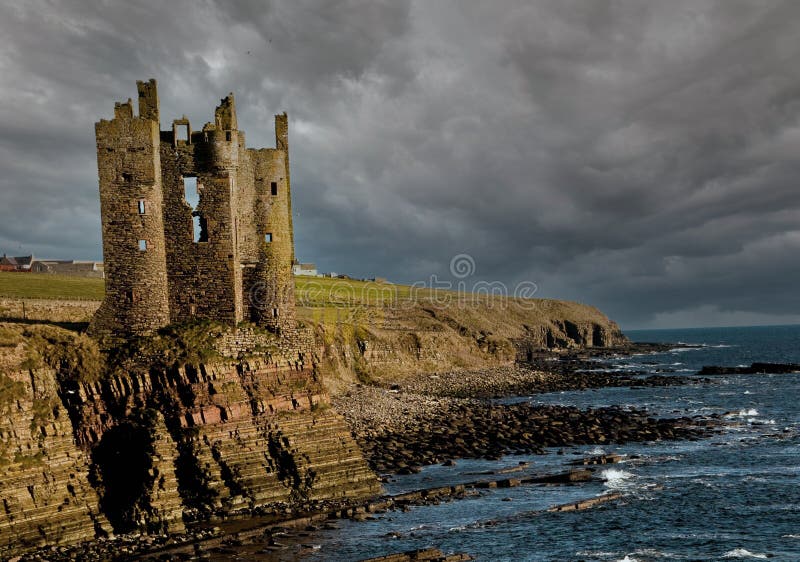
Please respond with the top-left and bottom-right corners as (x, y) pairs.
(272, 308), (279, 318)
(225, 130), (232, 141)
(137, 199), (146, 214)
(193, 216), (208, 243)
(270, 181), (278, 196)
(183, 177), (199, 210)
(184, 176), (208, 242)
(138, 239), (147, 251)
(264, 233), (273, 243)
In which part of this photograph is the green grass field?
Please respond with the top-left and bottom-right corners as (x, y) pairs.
(0, 272), (105, 300)
(0, 271), (440, 307)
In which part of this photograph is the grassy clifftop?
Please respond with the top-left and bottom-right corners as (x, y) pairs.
(0, 272), (627, 390)
(0, 273), (622, 335)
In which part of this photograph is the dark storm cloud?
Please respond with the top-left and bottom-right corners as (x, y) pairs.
(2, 0), (800, 328)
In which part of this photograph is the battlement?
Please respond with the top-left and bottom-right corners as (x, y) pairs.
(90, 79), (296, 339)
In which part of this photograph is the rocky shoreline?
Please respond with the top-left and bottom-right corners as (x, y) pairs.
(17, 343), (721, 561)
(334, 384), (713, 473)
(333, 346), (718, 473)
(392, 363), (699, 400)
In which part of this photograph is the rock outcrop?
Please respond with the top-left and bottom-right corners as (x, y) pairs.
(0, 325), (380, 558)
(0, 368), (111, 556)
(315, 297), (628, 387)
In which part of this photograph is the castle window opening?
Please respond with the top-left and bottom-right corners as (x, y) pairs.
(176, 124), (189, 142)
(183, 177), (200, 210)
(122, 172), (132, 182)
(225, 131), (232, 141)
(137, 199), (146, 214)
(194, 215), (208, 243)
(271, 182), (278, 196)
(184, 177), (208, 243)
(272, 308), (279, 318)
(138, 239), (147, 251)
(265, 233), (273, 243)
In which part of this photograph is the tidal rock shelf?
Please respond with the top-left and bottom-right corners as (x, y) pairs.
(393, 363), (698, 400)
(697, 362), (800, 375)
(19, 455), (622, 561)
(338, 386), (711, 473)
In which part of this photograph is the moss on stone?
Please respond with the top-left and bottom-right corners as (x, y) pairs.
(20, 325), (104, 384)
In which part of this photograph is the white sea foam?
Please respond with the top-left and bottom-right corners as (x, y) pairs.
(588, 446), (607, 455)
(631, 548), (683, 559)
(725, 408), (759, 418)
(576, 550), (617, 558)
(722, 548), (768, 559)
(601, 468), (635, 489)
(782, 534), (800, 538)
(617, 556), (640, 562)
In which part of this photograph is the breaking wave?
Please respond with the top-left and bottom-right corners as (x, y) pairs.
(725, 408), (759, 418)
(601, 468), (635, 489)
(722, 548), (768, 559)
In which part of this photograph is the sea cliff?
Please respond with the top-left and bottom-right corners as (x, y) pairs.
(0, 294), (627, 558)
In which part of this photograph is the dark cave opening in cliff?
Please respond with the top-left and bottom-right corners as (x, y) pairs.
(90, 414), (156, 534)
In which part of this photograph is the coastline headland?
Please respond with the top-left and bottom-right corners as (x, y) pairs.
(0, 289), (720, 561)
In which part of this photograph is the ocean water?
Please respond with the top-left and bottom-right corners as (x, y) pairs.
(303, 325), (800, 561)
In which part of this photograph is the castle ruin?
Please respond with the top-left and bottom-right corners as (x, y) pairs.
(90, 79), (296, 338)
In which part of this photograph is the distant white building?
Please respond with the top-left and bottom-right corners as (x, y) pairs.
(292, 260), (319, 277)
(30, 260), (105, 278)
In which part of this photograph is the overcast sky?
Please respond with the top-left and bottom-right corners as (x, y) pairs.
(2, 0), (800, 329)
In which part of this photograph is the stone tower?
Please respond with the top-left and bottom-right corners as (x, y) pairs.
(249, 113), (297, 331)
(89, 79), (297, 338)
(90, 80), (171, 338)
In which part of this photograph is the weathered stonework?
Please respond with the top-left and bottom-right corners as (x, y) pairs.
(90, 79), (296, 338)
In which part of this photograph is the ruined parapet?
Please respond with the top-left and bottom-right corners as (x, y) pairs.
(89, 80), (170, 338)
(92, 80), (299, 338)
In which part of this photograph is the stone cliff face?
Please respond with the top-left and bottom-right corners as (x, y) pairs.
(0, 327), (379, 558)
(0, 368), (111, 556)
(0, 296), (628, 557)
(315, 297), (628, 385)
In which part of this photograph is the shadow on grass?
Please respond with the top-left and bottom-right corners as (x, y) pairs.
(0, 316), (89, 333)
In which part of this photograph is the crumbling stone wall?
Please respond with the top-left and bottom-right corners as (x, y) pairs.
(89, 79), (296, 338)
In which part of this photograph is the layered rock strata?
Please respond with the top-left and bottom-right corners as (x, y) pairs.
(0, 334), (379, 558)
(0, 368), (111, 556)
